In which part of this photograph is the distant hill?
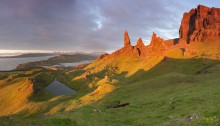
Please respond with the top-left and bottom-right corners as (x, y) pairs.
(0, 53), (56, 58)
(15, 53), (97, 70)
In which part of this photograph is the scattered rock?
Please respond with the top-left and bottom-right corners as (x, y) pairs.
(0, 116), (13, 120)
(186, 114), (199, 122)
(169, 98), (175, 110)
(93, 109), (102, 113)
(106, 101), (130, 108)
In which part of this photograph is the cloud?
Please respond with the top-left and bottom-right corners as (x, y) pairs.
(0, 0), (218, 52)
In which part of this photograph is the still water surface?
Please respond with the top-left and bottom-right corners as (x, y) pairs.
(0, 56), (54, 71)
(46, 80), (76, 96)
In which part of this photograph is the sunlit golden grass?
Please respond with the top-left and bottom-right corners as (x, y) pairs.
(0, 78), (33, 115)
(64, 84), (117, 112)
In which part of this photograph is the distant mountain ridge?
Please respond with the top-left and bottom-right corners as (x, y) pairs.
(15, 53), (97, 70)
(0, 51), (104, 58)
(0, 53), (56, 58)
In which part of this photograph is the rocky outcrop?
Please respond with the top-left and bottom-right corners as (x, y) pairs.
(179, 5), (220, 43)
(136, 38), (145, 49)
(112, 31), (134, 57)
(28, 77), (45, 95)
(72, 63), (90, 69)
(110, 31), (166, 58)
(124, 31), (131, 47)
(96, 53), (109, 61)
(147, 32), (166, 56)
(134, 38), (147, 57)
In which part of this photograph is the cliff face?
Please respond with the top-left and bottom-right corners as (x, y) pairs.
(179, 5), (220, 43)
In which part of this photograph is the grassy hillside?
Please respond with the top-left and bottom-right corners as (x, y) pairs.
(0, 58), (220, 125)
(47, 59), (220, 126)
(0, 41), (220, 125)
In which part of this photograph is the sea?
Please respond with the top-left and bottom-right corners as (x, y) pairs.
(0, 56), (54, 71)
(0, 55), (93, 71)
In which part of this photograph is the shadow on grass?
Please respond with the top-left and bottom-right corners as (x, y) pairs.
(45, 118), (78, 126)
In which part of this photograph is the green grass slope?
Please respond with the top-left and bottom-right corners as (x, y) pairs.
(1, 56), (220, 126)
(41, 58), (220, 126)
(0, 41), (220, 125)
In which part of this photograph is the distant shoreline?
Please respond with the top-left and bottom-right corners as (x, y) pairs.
(0, 53), (56, 58)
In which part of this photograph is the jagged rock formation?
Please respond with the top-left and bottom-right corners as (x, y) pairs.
(136, 38), (145, 49)
(112, 31), (166, 58)
(133, 38), (146, 57)
(98, 5), (220, 61)
(179, 5), (220, 43)
(124, 31), (131, 47)
(111, 31), (134, 57)
(147, 32), (166, 56)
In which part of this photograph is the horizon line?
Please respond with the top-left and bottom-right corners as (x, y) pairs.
(0, 49), (113, 54)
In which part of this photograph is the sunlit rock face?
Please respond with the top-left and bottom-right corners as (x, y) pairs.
(124, 31), (131, 47)
(105, 5), (220, 60)
(133, 38), (146, 57)
(111, 31), (166, 59)
(111, 31), (134, 57)
(147, 32), (166, 57)
(179, 5), (220, 43)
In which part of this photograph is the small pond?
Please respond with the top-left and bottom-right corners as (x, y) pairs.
(46, 80), (76, 96)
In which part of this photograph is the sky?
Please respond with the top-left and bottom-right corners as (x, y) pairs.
(0, 0), (219, 53)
